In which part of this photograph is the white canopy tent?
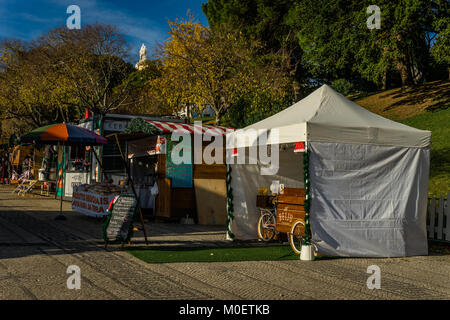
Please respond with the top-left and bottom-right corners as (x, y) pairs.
(227, 84), (431, 257)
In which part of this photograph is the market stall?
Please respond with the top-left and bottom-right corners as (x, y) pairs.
(21, 122), (109, 220)
(118, 119), (235, 225)
(10, 144), (44, 183)
(127, 134), (161, 215)
(226, 84), (431, 258)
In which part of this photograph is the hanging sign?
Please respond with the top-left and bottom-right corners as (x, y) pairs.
(104, 120), (128, 132)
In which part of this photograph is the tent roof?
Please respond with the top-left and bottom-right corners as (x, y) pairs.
(229, 85), (431, 148)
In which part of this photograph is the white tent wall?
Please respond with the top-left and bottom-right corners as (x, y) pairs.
(230, 145), (304, 240)
(309, 142), (430, 257)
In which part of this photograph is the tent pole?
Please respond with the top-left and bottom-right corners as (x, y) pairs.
(114, 134), (149, 245)
(300, 143), (313, 260)
(55, 142), (66, 221)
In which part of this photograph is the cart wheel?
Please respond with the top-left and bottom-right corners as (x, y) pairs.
(257, 212), (276, 242)
(289, 220), (305, 255)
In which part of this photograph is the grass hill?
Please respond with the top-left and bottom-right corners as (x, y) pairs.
(354, 80), (449, 198)
(354, 80), (449, 121)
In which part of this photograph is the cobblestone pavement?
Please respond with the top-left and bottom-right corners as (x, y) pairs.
(0, 186), (449, 300)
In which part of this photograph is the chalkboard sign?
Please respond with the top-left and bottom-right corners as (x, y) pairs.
(166, 136), (193, 188)
(102, 194), (137, 244)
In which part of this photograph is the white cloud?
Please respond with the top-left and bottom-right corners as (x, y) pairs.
(66, 0), (167, 62)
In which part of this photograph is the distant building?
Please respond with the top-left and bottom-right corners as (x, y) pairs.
(176, 104), (216, 119)
(135, 44), (147, 70)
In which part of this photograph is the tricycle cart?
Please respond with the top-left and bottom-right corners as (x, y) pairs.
(257, 188), (307, 254)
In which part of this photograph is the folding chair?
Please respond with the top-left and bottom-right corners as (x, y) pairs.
(12, 180), (28, 194)
(17, 180), (38, 196)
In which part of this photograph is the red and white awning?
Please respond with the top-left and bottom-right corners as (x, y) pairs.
(145, 120), (235, 136)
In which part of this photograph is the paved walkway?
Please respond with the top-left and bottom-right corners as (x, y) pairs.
(0, 185), (449, 300)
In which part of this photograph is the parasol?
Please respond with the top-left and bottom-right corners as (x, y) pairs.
(21, 123), (107, 220)
(21, 123), (107, 145)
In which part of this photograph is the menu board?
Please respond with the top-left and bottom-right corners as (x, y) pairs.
(166, 137), (193, 188)
(103, 194), (137, 243)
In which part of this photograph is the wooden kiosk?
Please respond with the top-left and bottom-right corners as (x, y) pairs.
(112, 119), (234, 226)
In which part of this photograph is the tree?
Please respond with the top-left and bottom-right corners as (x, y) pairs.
(366, 0), (434, 87)
(287, 0), (361, 85)
(202, 0), (304, 100)
(115, 59), (166, 115)
(0, 40), (77, 132)
(0, 24), (136, 138)
(152, 15), (290, 124)
(291, 0), (440, 89)
(431, 0), (450, 79)
(37, 24), (135, 117)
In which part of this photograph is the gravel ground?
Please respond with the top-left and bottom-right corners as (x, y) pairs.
(0, 185), (449, 300)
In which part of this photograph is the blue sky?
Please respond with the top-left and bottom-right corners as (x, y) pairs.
(0, 0), (208, 64)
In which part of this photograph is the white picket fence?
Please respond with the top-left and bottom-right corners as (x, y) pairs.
(427, 193), (449, 242)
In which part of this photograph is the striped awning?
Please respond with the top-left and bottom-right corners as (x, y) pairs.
(145, 120), (234, 136)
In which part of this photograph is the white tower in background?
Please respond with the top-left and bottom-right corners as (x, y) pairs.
(135, 43), (147, 70)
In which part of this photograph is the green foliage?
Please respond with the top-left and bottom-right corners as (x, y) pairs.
(286, 0), (446, 88)
(331, 79), (355, 96)
(203, 0), (303, 99)
(203, 0), (295, 49)
(0, 40), (78, 130)
(287, 0), (361, 81)
(429, 0), (449, 64)
(431, 17), (450, 67)
(123, 117), (160, 135)
(202, 0), (449, 92)
(126, 60), (162, 89)
(2, 1), (448, 140)
(151, 15), (291, 124)
(223, 91), (292, 128)
(115, 59), (163, 114)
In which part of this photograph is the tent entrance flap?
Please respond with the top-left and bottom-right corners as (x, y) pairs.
(230, 145), (305, 240)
